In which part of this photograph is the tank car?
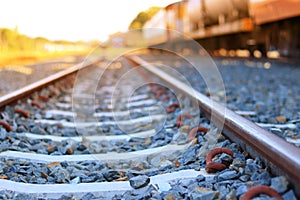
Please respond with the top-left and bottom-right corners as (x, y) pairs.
(143, 0), (300, 58)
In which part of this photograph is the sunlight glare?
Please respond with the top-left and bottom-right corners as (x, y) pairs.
(0, 0), (177, 41)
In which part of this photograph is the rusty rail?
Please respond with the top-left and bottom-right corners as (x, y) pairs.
(0, 58), (101, 110)
(126, 55), (300, 197)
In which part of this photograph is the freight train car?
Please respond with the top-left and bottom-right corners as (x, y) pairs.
(143, 0), (300, 58)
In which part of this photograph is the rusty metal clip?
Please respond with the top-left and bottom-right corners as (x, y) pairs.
(176, 113), (193, 127)
(206, 148), (234, 173)
(14, 109), (30, 118)
(167, 103), (180, 113)
(0, 121), (13, 132)
(242, 185), (282, 200)
(31, 101), (42, 109)
(189, 126), (208, 141)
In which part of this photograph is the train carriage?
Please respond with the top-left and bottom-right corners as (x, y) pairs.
(143, 0), (300, 58)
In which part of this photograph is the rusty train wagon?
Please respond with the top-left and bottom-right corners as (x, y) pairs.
(143, 0), (300, 58)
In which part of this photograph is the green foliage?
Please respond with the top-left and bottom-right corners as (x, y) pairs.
(129, 6), (161, 30)
(0, 28), (37, 51)
(0, 27), (84, 52)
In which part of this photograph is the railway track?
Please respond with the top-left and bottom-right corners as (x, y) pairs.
(0, 55), (85, 97)
(0, 53), (299, 199)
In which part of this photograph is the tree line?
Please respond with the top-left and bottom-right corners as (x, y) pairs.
(0, 27), (85, 52)
(128, 7), (161, 30)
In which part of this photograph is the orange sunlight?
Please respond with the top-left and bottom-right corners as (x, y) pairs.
(0, 0), (177, 42)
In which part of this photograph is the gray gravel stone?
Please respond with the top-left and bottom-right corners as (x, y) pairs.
(282, 190), (297, 200)
(171, 131), (189, 144)
(30, 126), (47, 135)
(232, 158), (246, 168)
(245, 163), (259, 175)
(0, 129), (7, 140)
(129, 175), (150, 189)
(50, 166), (70, 183)
(149, 155), (172, 168)
(196, 174), (205, 182)
(181, 145), (198, 165)
(239, 174), (250, 182)
(70, 176), (80, 184)
(12, 193), (33, 200)
(81, 192), (97, 200)
(226, 189), (236, 200)
(217, 170), (240, 181)
(103, 170), (121, 181)
(271, 176), (289, 194)
(251, 170), (271, 185)
(219, 153), (233, 166)
(189, 188), (218, 200)
(236, 184), (247, 197)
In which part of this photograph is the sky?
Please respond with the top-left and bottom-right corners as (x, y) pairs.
(0, 0), (177, 42)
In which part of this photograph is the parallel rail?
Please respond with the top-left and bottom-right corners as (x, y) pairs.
(126, 55), (300, 196)
(0, 57), (102, 110)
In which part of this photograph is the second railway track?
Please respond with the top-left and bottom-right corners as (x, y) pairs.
(0, 53), (299, 199)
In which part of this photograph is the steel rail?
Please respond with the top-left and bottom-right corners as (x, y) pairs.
(0, 58), (102, 110)
(126, 55), (300, 196)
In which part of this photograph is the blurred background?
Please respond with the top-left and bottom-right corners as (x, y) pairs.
(0, 0), (176, 66)
(0, 0), (299, 96)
